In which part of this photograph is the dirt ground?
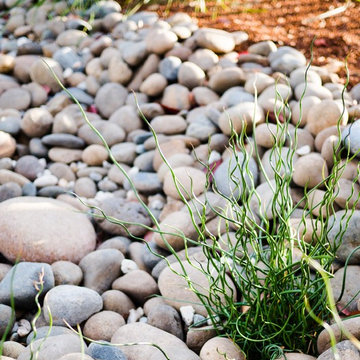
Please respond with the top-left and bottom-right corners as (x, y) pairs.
(139, 0), (360, 88)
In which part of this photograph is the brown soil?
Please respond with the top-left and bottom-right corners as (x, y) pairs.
(139, 0), (360, 88)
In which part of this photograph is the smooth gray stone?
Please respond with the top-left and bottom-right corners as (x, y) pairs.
(53, 47), (83, 71)
(64, 88), (93, 106)
(88, 342), (127, 360)
(29, 138), (48, 158)
(0, 182), (22, 202)
(0, 304), (14, 338)
(0, 116), (21, 135)
(26, 325), (73, 345)
(41, 133), (85, 149)
(22, 182), (37, 197)
(159, 56), (181, 81)
(37, 186), (67, 198)
(0, 262), (54, 308)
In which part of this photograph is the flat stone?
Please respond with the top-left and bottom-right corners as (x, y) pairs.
(41, 133), (85, 149)
(0, 197), (96, 263)
(111, 322), (199, 360)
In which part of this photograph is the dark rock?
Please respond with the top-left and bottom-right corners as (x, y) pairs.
(0, 262), (54, 308)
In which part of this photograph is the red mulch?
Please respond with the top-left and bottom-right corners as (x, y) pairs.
(137, 0), (360, 88)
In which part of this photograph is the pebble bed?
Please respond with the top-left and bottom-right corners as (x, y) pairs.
(0, 1), (360, 360)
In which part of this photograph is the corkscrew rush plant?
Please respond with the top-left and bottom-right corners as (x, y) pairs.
(43, 53), (360, 360)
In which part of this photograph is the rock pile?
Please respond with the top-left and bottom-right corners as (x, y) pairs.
(0, 0), (360, 359)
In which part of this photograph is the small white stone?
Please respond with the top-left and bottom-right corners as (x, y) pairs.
(94, 191), (114, 202)
(34, 174), (58, 187)
(89, 172), (103, 182)
(63, 67), (73, 78)
(139, 316), (148, 323)
(76, 161), (87, 170)
(121, 259), (138, 274)
(39, 158), (47, 167)
(207, 315), (221, 326)
(136, 144), (145, 154)
(127, 307), (144, 323)
(77, 81), (87, 90)
(58, 178), (68, 188)
(70, 162), (78, 172)
(129, 167), (139, 177)
(149, 199), (164, 210)
(296, 145), (311, 156)
(17, 319), (31, 337)
(208, 150), (221, 164)
(102, 161), (112, 169)
(180, 305), (195, 326)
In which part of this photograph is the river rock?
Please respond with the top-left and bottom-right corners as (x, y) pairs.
(159, 56), (181, 81)
(18, 334), (87, 360)
(0, 182), (22, 202)
(82, 144), (108, 166)
(293, 153), (328, 188)
(51, 261), (83, 286)
(213, 152), (258, 198)
(140, 73), (168, 97)
(342, 119), (360, 158)
(158, 260), (236, 317)
(30, 57), (64, 92)
(0, 131), (16, 158)
(43, 284), (103, 326)
(269, 46), (306, 74)
(218, 102), (264, 135)
(48, 147), (83, 163)
(0, 262), (54, 308)
(178, 61), (205, 89)
(79, 249), (124, 294)
(111, 322), (200, 360)
(163, 166), (206, 200)
(83, 311), (125, 341)
(1, 341), (25, 358)
(209, 67), (245, 93)
(306, 100), (348, 135)
(95, 83), (128, 118)
(88, 342), (127, 360)
(0, 197), (96, 263)
(78, 120), (125, 146)
(147, 303), (183, 339)
(151, 115), (187, 135)
(0, 88), (31, 111)
(200, 337), (245, 360)
(56, 29), (87, 47)
(328, 210), (360, 263)
(21, 108), (53, 137)
(195, 28), (235, 53)
(0, 304), (14, 337)
(96, 197), (151, 237)
(161, 84), (191, 111)
(145, 29), (177, 55)
(102, 290), (135, 319)
(317, 340), (360, 359)
(112, 269), (158, 304)
(317, 317), (360, 354)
